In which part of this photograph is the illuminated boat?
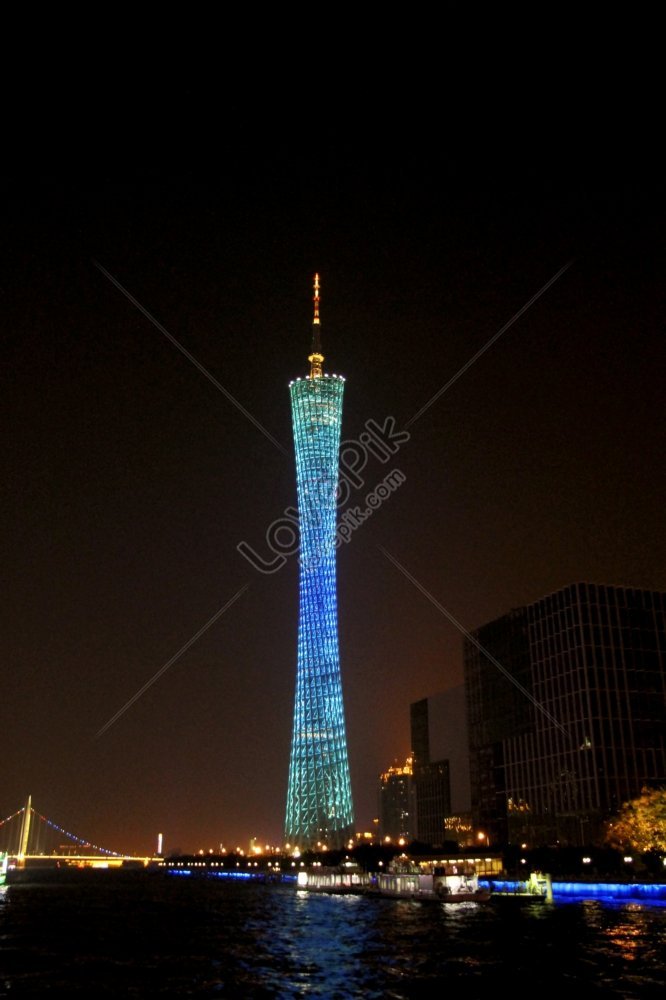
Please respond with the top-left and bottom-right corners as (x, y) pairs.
(297, 861), (371, 894)
(373, 858), (491, 904)
(0, 853), (8, 886)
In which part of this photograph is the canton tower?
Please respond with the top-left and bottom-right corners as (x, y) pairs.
(284, 274), (355, 850)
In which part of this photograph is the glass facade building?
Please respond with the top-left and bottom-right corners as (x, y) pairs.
(464, 583), (666, 846)
(284, 277), (354, 849)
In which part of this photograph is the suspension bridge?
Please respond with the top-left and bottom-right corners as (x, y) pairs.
(0, 796), (156, 869)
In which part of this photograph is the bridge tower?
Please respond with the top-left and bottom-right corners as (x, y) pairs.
(18, 794), (32, 860)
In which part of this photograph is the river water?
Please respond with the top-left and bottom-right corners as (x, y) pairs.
(1, 873), (664, 997)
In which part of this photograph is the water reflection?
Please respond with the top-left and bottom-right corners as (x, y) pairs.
(0, 878), (664, 997)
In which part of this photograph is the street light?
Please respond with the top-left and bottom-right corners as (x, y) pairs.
(477, 831), (489, 850)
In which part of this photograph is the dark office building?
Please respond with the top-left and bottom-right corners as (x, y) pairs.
(464, 583), (666, 846)
(410, 698), (452, 846)
(415, 686), (471, 814)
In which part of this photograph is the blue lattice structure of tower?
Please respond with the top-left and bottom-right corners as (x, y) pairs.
(284, 275), (355, 850)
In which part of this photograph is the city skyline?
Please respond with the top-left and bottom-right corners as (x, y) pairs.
(2, 136), (664, 855)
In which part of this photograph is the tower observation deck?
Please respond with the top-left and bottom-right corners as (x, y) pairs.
(284, 274), (355, 850)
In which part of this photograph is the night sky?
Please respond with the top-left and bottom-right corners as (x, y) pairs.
(2, 114), (664, 856)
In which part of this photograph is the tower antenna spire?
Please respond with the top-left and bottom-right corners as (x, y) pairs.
(308, 272), (324, 378)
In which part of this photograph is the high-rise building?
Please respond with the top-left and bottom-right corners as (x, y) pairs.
(464, 583), (666, 847)
(378, 757), (416, 841)
(410, 698), (452, 846)
(412, 687), (471, 814)
(284, 275), (355, 850)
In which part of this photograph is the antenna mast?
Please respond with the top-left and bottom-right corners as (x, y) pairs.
(308, 273), (324, 378)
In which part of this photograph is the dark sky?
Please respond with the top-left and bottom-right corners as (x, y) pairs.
(2, 112), (664, 855)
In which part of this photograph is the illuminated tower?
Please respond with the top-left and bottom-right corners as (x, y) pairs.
(284, 274), (355, 850)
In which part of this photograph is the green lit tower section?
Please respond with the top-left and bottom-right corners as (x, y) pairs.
(285, 274), (355, 850)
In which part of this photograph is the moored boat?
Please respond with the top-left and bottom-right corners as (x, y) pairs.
(297, 861), (371, 894)
(372, 858), (491, 904)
